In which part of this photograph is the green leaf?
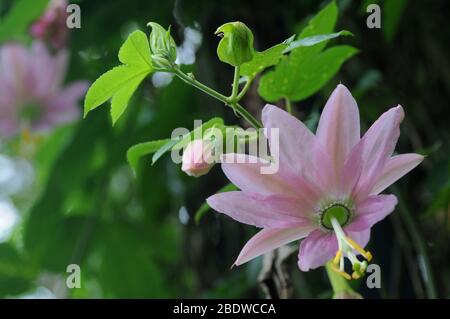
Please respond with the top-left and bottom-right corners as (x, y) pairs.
(84, 30), (153, 122)
(172, 117), (225, 151)
(195, 183), (239, 223)
(118, 30), (152, 67)
(127, 139), (171, 173)
(151, 138), (181, 165)
(258, 1), (357, 102)
(239, 29), (352, 80)
(296, 1), (338, 54)
(0, 244), (35, 297)
(383, 0), (407, 43)
(240, 43), (288, 78)
(110, 71), (148, 124)
(283, 30), (353, 53)
(84, 65), (150, 117)
(259, 45), (357, 102)
(0, 0), (48, 42)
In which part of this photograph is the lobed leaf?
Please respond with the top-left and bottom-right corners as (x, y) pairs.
(84, 65), (151, 117)
(283, 30), (353, 53)
(118, 30), (152, 67)
(259, 45), (358, 102)
(84, 30), (153, 122)
(258, 1), (357, 102)
(240, 43), (288, 78)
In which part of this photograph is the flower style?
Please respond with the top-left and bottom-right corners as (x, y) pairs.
(0, 41), (88, 138)
(207, 84), (424, 279)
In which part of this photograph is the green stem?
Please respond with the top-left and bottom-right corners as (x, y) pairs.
(231, 66), (240, 100)
(173, 67), (229, 103)
(284, 97), (292, 114)
(236, 77), (254, 101)
(173, 67), (262, 129)
(325, 262), (350, 294)
(325, 262), (361, 299)
(232, 102), (262, 129)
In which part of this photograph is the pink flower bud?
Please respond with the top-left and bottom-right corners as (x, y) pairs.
(182, 139), (216, 177)
(30, 0), (69, 49)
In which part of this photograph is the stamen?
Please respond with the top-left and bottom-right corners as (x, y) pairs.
(345, 237), (373, 262)
(333, 250), (342, 265)
(330, 262), (352, 280)
(328, 217), (373, 280)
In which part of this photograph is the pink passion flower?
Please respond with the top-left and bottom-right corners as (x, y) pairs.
(0, 41), (88, 138)
(207, 84), (424, 279)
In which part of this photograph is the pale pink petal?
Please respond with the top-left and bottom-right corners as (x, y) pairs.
(43, 81), (87, 124)
(354, 105), (405, 201)
(234, 226), (315, 266)
(261, 104), (334, 191)
(316, 84), (360, 174)
(346, 228), (371, 250)
(207, 191), (314, 228)
(371, 154), (424, 195)
(221, 153), (320, 201)
(49, 81), (88, 109)
(346, 195), (398, 232)
(298, 230), (338, 271)
(53, 49), (69, 88)
(339, 138), (365, 197)
(0, 77), (19, 137)
(0, 43), (31, 96)
(31, 42), (68, 97)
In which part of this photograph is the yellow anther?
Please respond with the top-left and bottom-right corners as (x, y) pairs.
(352, 272), (361, 280)
(330, 262), (352, 280)
(345, 236), (372, 261)
(333, 250), (342, 265)
(22, 127), (31, 143)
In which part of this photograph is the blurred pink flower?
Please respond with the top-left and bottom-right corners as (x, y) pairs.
(0, 41), (88, 138)
(30, 0), (69, 49)
(207, 84), (423, 279)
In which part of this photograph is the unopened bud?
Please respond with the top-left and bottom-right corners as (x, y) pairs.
(182, 139), (217, 177)
(147, 22), (177, 64)
(215, 21), (254, 67)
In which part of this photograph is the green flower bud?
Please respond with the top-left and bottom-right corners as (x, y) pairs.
(147, 22), (177, 64)
(151, 53), (175, 70)
(215, 21), (254, 67)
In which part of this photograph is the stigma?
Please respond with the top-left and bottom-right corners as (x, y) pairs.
(329, 217), (373, 280)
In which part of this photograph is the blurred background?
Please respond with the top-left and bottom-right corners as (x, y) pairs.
(0, 0), (449, 298)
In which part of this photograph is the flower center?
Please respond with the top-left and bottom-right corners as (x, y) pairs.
(320, 203), (351, 230)
(20, 103), (42, 122)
